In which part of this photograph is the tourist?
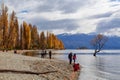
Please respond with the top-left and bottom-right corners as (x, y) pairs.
(41, 50), (44, 58)
(73, 54), (76, 63)
(14, 50), (17, 54)
(68, 52), (72, 64)
(49, 51), (52, 59)
(44, 50), (47, 58)
(73, 63), (80, 71)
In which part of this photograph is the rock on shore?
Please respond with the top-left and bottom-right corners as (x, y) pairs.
(0, 52), (80, 80)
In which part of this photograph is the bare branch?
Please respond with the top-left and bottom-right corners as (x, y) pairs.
(91, 34), (108, 56)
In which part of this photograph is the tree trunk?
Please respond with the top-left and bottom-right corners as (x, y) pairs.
(93, 50), (97, 56)
(93, 52), (97, 56)
(0, 69), (57, 75)
(93, 50), (100, 56)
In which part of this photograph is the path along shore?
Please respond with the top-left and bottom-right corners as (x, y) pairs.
(0, 51), (80, 80)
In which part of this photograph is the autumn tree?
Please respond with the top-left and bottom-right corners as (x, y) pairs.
(20, 24), (24, 49)
(46, 32), (64, 49)
(30, 25), (39, 49)
(58, 40), (64, 49)
(51, 34), (60, 49)
(39, 31), (46, 49)
(8, 11), (19, 49)
(46, 31), (50, 49)
(0, 4), (9, 50)
(0, 13), (3, 48)
(46, 33), (54, 49)
(0, 4), (64, 50)
(53, 35), (64, 49)
(14, 18), (19, 48)
(22, 21), (31, 49)
(26, 25), (31, 49)
(91, 34), (108, 56)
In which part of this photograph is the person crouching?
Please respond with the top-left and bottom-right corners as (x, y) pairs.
(73, 63), (80, 72)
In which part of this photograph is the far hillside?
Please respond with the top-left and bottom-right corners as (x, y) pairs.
(57, 33), (120, 49)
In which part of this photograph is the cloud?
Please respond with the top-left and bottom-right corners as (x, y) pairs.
(96, 10), (120, 35)
(33, 0), (94, 13)
(110, 0), (120, 2)
(29, 18), (79, 32)
(0, 0), (119, 36)
(96, 18), (120, 33)
(20, 10), (29, 14)
(88, 12), (113, 19)
(4, 0), (97, 14)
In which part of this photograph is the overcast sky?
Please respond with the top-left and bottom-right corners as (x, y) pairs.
(1, 0), (120, 36)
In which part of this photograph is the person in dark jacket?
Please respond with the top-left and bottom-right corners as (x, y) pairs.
(68, 52), (72, 64)
(49, 51), (52, 59)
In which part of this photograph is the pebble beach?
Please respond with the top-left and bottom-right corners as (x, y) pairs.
(0, 51), (80, 80)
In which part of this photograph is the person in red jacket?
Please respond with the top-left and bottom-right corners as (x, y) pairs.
(73, 54), (76, 63)
(73, 63), (80, 71)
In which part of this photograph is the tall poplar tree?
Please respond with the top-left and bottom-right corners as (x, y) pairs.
(0, 4), (64, 50)
(31, 25), (39, 49)
(26, 25), (31, 49)
(14, 18), (19, 49)
(7, 11), (19, 49)
(39, 31), (46, 49)
(20, 24), (25, 49)
(0, 14), (3, 48)
(1, 4), (8, 50)
(22, 21), (31, 49)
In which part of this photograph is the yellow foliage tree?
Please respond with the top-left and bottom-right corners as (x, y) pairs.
(26, 25), (31, 49)
(7, 11), (19, 49)
(0, 4), (9, 50)
(39, 31), (46, 49)
(0, 4), (64, 50)
(46, 32), (64, 49)
(22, 21), (31, 49)
(31, 25), (39, 49)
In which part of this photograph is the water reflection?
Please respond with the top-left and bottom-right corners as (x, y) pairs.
(94, 57), (106, 80)
(77, 55), (120, 80)
(78, 55), (98, 80)
(23, 51), (39, 56)
(54, 54), (120, 80)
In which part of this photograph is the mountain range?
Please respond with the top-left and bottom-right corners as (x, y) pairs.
(57, 33), (120, 49)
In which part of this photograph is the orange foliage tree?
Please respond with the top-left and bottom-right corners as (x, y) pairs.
(46, 32), (64, 49)
(30, 25), (39, 49)
(7, 11), (19, 49)
(0, 4), (64, 50)
(0, 4), (9, 50)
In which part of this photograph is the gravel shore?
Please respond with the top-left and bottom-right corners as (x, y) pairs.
(0, 51), (80, 80)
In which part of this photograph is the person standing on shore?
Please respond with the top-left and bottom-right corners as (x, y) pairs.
(49, 51), (52, 59)
(68, 52), (72, 64)
(44, 50), (47, 58)
(73, 54), (76, 63)
(41, 50), (44, 58)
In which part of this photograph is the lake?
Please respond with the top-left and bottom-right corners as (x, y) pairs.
(53, 50), (120, 80)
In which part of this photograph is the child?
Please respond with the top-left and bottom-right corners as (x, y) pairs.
(73, 54), (76, 63)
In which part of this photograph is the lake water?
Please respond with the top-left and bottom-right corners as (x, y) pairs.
(53, 50), (120, 80)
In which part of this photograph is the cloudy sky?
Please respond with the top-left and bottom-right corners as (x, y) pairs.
(1, 0), (120, 36)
